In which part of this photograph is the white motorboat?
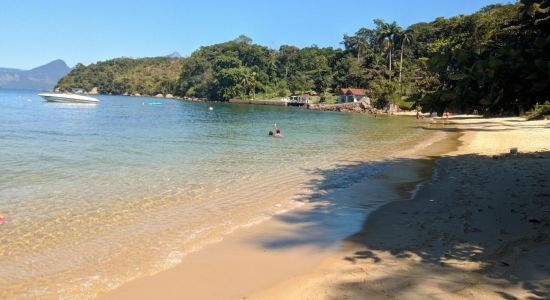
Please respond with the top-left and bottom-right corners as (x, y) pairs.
(38, 93), (99, 104)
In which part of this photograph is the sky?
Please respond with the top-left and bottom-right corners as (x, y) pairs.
(0, 0), (512, 70)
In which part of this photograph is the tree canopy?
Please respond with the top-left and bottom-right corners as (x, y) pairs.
(56, 0), (549, 115)
(418, 0), (550, 115)
(56, 57), (183, 95)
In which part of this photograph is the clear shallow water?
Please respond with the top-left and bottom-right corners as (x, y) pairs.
(0, 90), (428, 299)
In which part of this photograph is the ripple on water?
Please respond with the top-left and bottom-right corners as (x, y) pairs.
(0, 91), (431, 299)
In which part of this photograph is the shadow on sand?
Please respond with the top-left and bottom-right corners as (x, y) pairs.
(253, 151), (550, 299)
(255, 157), (435, 250)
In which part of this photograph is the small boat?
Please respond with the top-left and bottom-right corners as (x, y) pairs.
(38, 93), (99, 104)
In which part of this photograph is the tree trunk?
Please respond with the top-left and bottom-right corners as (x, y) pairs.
(399, 39), (404, 96)
(252, 82), (256, 100)
(389, 47), (392, 81)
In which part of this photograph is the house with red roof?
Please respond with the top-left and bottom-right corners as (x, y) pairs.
(338, 88), (367, 103)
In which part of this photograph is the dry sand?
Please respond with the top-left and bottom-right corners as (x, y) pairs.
(250, 116), (550, 300)
(100, 116), (550, 300)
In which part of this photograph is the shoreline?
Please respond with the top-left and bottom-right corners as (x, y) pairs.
(100, 116), (550, 300)
(98, 119), (458, 299)
(250, 116), (550, 299)
(79, 93), (427, 116)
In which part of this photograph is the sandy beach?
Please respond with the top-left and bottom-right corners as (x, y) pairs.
(250, 116), (550, 300)
(100, 116), (550, 300)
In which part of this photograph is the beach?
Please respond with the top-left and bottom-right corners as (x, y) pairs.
(0, 91), (436, 299)
(100, 116), (550, 300)
(250, 116), (550, 300)
(3, 0), (549, 298)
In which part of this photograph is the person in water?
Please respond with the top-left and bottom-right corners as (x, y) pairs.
(269, 123), (281, 136)
(268, 129), (281, 136)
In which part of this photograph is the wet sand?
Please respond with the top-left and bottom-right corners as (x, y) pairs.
(99, 120), (458, 299)
(250, 116), (550, 300)
(101, 116), (550, 300)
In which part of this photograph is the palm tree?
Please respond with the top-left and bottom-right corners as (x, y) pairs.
(342, 34), (360, 62)
(355, 36), (364, 63)
(240, 69), (250, 99)
(398, 32), (411, 96)
(355, 28), (374, 64)
(250, 71), (256, 100)
(343, 28), (374, 64)
(374, 19), (402, 81)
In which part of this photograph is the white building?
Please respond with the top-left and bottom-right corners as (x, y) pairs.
(338, 88), (367, 103)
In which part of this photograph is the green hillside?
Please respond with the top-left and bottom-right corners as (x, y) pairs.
(55, 0), (549, 116)
(56, 57), (183, 95)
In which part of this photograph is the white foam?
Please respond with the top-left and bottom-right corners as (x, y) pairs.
(289, 199), (306, 207)
(231, 215), (271, 231)
(80, 274), (102, 293)
(166, 251), (185, 265)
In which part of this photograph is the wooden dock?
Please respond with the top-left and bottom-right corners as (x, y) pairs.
(228, 99), (288, 106)
(228, 98), (312, 108)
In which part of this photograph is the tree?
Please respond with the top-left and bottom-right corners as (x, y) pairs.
(374, 19), (402, 81)
(418, 0), (549, 115)
(398, 32), (412, 96)
(56, 2), (547, 116)
(355, 28), (375, 63)
(343, 28), (375, 63)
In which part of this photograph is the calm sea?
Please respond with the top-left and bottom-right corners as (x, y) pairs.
(0, 89), (429, 299)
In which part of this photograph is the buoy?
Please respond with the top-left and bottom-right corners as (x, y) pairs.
(209, 107), (213, 111)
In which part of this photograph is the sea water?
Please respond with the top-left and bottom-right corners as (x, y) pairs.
(0, 90), (429, 299)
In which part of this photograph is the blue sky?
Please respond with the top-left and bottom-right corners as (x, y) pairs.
(0, 0), (511, 69)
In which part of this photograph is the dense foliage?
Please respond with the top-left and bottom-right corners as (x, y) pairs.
(56, 57), (183, 95)
(56, 0), (549, 115)
(418, 0), (550, 115)
(178, 35), (342, 100)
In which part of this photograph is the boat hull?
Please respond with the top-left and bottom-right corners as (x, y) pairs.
(38, 93), (99, 104)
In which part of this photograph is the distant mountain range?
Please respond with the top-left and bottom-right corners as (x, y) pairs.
(165, 51), (182, 59)
(0, 59), (71, 90)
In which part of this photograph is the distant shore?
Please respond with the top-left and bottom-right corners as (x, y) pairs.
(79, 92), (418, 115)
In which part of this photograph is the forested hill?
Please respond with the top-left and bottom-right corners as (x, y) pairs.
(56, 0), (549, 116)
(56, 57), (183, 96)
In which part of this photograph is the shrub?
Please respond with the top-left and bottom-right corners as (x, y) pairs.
(526, 102), (550, 120)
